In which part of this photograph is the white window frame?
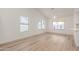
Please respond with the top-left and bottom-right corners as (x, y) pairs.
(20, 16), (29, 32)
(38, 19), (45, 30)
(53, 22), (64, 30)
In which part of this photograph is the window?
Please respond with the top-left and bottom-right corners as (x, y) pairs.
(53, 22), (64, 30)
(20, 16), (29, 32)
(38, 19), (45, 29)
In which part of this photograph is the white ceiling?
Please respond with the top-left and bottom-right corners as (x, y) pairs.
(37, 8), (74, 19)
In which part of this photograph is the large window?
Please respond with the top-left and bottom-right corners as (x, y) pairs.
(20, 16), (29, 32)
(53, 22), (64, 30)
(38, 19), (45, 30)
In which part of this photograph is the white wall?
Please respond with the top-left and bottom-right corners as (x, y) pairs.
(0, 17), (3, 41)
(73, 9), (79, 47)
(47, 16), (74, 35)
(0, 8), (47, 44)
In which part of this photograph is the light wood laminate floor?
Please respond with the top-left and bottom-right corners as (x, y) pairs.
(0, 33), (79, 51)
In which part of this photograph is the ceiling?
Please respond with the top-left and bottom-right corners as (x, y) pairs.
(37, 8), (74, 19)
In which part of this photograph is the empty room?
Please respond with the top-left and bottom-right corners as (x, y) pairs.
(0, 8), (79, 51)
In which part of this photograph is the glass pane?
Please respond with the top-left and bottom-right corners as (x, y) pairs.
(53, 22), (57, 29)
(38, 22), (41, 25)
(20, 16), (28, 24)
(41, 20), (45, 29)
(38, 20), (45, 30)
(20, 24), (28, 32)
(53, 22), (64, 30)
(59, 22), (64, 29)
(38, 22), (41, 29)
(38, 25), (41, 29)
(55, 23), (58, 29)
(41, 20), (44, 24)
(42, 24), (45, 29)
